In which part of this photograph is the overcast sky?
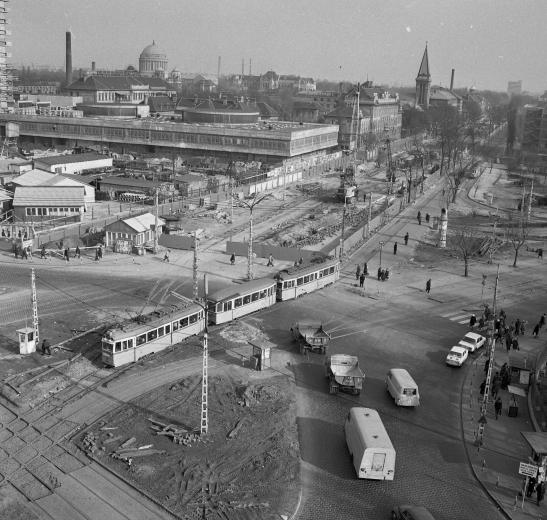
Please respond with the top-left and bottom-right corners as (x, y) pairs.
(11, 0), (546, 92)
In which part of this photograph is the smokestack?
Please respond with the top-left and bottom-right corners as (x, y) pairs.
(91, 61), (96, 72)
(450, 68), (455, 91)
(65, 31), (73, 85)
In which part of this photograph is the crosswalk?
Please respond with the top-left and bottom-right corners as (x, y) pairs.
(440, 310), (472, 325)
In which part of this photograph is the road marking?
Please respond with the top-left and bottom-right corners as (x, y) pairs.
(440, 310), (471, 324)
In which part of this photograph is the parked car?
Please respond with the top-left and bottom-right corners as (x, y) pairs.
(392, 504), (436, 520)
(446, 346), (468, 367)
(458, 332), (486, 352)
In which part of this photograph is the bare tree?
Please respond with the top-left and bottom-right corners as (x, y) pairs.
(448, 226), (485, 277)
(505, 214), (530, 267)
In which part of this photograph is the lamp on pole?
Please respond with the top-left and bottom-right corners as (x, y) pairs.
(379, 241), (385, 269)
(234, 192), (272, 280)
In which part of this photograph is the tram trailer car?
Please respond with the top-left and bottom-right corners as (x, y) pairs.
(275, 259), (340, 301)
(207, 277), (277, 325)
(102, 303), (205, 367)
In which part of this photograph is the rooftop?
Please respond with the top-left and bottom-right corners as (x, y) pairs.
(35, 153), (111, 166)
(13, 186), (85, 206)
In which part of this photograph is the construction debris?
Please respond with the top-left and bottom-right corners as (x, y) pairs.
(227, 418), (245, 439)
(120, 437), (137, 449)
(148, 417), (199, 446)
(82, 432), (98, 455)
(111, 449), (166, 461)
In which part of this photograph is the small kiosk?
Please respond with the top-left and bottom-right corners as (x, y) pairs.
(509, 351), (534, 387)
(250, 341), (272, 371)
(17, 327), (36, 355)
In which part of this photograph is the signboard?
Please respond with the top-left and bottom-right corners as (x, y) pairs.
(519, 462), (538, 478)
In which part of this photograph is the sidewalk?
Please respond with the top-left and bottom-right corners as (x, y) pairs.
(462, 337), (547, 520)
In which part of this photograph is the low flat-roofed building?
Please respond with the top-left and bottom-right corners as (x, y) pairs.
(99, 176), (175, 198)
(104, 212), (165, 250)
(12, 186), (85, 222)
(33, 153), (113, 174)
(9, 169), (95, 204)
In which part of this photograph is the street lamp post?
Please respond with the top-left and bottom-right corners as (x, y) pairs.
(379, 241), (385, 269)
(234, 192), (272, 280)
(340, 196), (348, 259)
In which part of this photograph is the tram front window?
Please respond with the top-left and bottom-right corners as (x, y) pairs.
(102, 341), (114, 352)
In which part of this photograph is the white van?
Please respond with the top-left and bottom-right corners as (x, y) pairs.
(344, 407), (396, 480)
(386, 368), (420, 407)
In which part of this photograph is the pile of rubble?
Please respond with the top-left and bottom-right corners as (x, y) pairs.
(82, 432), (98, 455)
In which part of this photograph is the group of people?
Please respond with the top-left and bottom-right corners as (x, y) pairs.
(416, 211), (430, 226)
(524, 476), (546, 506)
(13, 244), (32, 260)
(355, 262), (369, 288)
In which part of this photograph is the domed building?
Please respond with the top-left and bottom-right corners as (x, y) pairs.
(139, 41), (168, 78)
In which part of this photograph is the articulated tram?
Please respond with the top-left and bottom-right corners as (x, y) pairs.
(102, 303), (205, 367)
(274, 258), (340, 301)
(101, 259), (340, 367)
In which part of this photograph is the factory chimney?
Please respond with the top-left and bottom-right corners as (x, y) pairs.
(450, 68), (455, 91)
(65, 31), (73, 85)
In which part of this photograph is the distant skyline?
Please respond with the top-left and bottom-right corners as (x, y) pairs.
(10, 0), (546, 93)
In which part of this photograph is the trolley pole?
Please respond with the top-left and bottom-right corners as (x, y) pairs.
(477, 264), (500, 447)
(200, 274), (208, 435)
(31, 268), (39, 345)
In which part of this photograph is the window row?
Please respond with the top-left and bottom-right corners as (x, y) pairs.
(211, 287), (274, 313)
(282, 266), (336, 288)
(26, 207), (80, 216)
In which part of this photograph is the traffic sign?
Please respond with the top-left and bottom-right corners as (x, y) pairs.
(519, 462), (538, 478)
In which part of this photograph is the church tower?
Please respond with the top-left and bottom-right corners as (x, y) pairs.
(415, 44), (431, 109)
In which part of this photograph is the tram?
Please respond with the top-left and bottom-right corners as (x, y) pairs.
(207, 277), (277, 325)
(275, 258), (340, 301)
(102, 303), (205, 367)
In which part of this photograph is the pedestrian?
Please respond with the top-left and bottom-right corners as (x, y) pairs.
(393, 242), (398, 255)
(377, 267), (382, 280)
(527, 477), (537, 498)
(533, 323), (540, 338)
(230, 253), (235, 265)
(494, 397), (502, 419)
(478, 316), (485, 330)
(512, 337), (519, 350)
(404, 232), (409, 246)
(520, 320), (526, 336)
(14, 246), (18, 259)
(27, 246), (32, 259)
(22, 247), (28, 260)
(64, 247), (70, 262)
(267, 254), (274, 267)
(540, 313), (546, 328)
(417, 211), (422, 225)
(355, 264), (361, 280)
(359, 272), (365, 288)
(363, 262), (369, 275)
(479, 380), (486, 395)
(425, 278), (431, 294)
(163, 249), (170, 262)
(469, 314), (477, 328)
(491, 378), (500, 399)
(298, 256), (303, 265)
(484, 357), (490, 374)
(539, 248), (544, 259)
(40, 245), (46, 259)
(505, 333), (511, 352)
(41, 339), (51, 356)
(501, 368), (510, 390)
(425, 213), (430, 224)
(75, 246), (81, 259)
(98, 245), (103, 260)
(537, 481), (545, 506)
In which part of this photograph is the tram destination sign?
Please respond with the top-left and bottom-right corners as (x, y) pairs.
(519, 462), (538, 478)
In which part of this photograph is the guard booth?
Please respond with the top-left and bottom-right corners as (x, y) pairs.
(17, 327), (36, 354)
(250, 341), (272, 371)
(521, 432), (547, 480)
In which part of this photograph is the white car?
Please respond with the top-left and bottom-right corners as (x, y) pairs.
(446, 346), (469, 367)
(458, 332), (486, 352)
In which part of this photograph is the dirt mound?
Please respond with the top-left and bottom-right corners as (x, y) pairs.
(79, 369), (300, 519)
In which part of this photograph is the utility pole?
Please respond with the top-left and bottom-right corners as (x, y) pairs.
(477, 264), (500, 447)
(200, 274), (208, 435)
(364, 192), (372, 239)
(193, 231), (199, 300)
(379, 241), (384, 269)
(31, 268), (39, 345)
(527, 178), (534, 223)
(153, 188), (159, 253)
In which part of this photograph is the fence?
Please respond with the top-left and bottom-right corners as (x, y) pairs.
(225, 241), (327, 263)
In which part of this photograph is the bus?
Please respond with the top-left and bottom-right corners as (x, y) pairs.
(207, 277), (277, 325)
(275, 259), (340, 301)
(102, 303), (205, 367)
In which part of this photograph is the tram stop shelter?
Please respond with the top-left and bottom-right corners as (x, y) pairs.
(249, 341), (273, 371)
(521, 432), (547, 476)
(509, 351), (534, 387)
